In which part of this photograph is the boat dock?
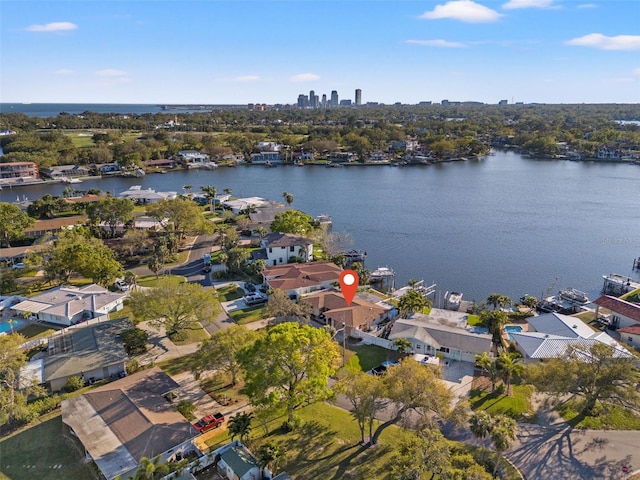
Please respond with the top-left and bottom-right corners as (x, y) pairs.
(602, 273), (640, 296)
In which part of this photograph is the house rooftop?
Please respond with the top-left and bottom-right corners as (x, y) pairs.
(303, 289), (389, 328)
(262, 232), (313, 248)
(61, 366), (197, 480)
(220, 443), (260, 478)
(618, 324), (640, 335)
(594, 295), (640, 322)
(263, 261), (342, 291)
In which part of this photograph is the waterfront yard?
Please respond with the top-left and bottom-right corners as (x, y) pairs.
(343, 343), (389, 372)
(470, 382), (535, 421)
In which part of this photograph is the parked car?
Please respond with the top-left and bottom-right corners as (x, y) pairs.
(243, 293), (267, 306)
(12, 262), (25, 269)
(244, 282), (256, 292)
(202, 266), (212, 273)
(193, 412), (225, 433)
(114, 280), (129, 292)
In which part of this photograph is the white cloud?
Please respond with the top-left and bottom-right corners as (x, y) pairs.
(420, 1), (502, 23)
(633, 68), (640, 76)
(234, 75), (260, 82)
(290, 73), (320, 82)
(502, 0), (555, 9)
(95, 69), (128, 77)
(566, 34), (640, 51)
(577, 3), (597, 8)
(54, 68), (73, 75)
(406, 39), (467, 48)
(26, 22), (77, 32)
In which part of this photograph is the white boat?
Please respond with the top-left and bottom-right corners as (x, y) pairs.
(369, 267), (395, 293)
(444, 291), (463, 311)
(316, 214), (332, 227)
(558, 287), (589, 304)
(60, 176), (82, 184)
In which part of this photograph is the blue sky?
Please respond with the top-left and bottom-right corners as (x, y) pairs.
(2, 1), (639, 104)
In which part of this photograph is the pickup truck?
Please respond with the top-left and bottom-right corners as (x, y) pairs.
(193, 412), (225, 433)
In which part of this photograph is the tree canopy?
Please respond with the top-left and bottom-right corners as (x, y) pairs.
(129, 277), (219, 336)
(0, 202), (34, 247)
(526, 342), (640, 415)
(239, 322), (341, 424)
(270, 210), (315, 236)
(146, 198), (213, 237)
(86, 196), (135, 237)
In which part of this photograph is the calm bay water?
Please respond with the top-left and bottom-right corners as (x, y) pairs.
(4, 151), (640, 304)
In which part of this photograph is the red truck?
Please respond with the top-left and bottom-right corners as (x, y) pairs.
(193, 413), (225, 433)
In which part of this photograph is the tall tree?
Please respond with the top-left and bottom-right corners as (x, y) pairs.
(227, 412), (254, 443)
(526, 342), (640, 415)
(0, 333), (46, 426)
(239, 322), (341, 424)
(266, 288), (312, 323)
(336, 367), (386, 445)
(397, 289), (430, 318)
(490, 415), (518, 477)
(146, 198), (213, 238)
(282, 191), (294, 206)
(393, 337), (413, 357)
(129, 277), (220, 336)
(370, 358), (452, 445)
(192, 324), (260, 385)
(200, 185), (217, 212)
(256, 442), (286, 474)
(475, 352), (501, 393)
(270, 210), (315, 235)
(469, 410), (493, 461)
(0, 202), (34, 247)
(86, 196), (135, 237)
(496, 350), (524, 396)
(390, 429), (453, 480)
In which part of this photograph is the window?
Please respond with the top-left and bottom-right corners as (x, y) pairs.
(439, 347), (450, 354)
(268, 248), (272, 253)
(290, 246), (295, 252)
(629, 337), (633, 342)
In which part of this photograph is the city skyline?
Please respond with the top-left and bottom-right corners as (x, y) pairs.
(1, 1), (639, 105)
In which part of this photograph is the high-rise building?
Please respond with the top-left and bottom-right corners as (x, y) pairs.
(297, 94), (309, 108)
(309, 90), (317, 108)
(355, 89), (362, 105)
(330, 90), (338, 107)
(321, 94), (327, 108)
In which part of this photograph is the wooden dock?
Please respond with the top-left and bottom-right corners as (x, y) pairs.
(602, 273), (640, 296)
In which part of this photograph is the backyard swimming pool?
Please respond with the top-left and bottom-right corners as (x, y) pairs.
(505, 324), (523, 342)
(0, 319), (25, 335)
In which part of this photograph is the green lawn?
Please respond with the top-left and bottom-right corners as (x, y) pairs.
(557, 399), (640, 429)
(14, 323), (56, 340)
(199, 375), (249, 406)
(0, 415), (98, 480)
(344, 344), (389, 372)
(137, 275), (186, 288)
(229, 306), (266, 325)
(64, 132), (95, 148)
(172, 321), (209, 345)
(157, 352), (199, 376)
(216, 283), (244, 302)
(470, 384), (535, 421)
(109, 303), (133, 322)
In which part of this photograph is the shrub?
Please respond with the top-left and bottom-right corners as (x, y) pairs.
(176, 400), (196, 420)
(64, 375), (85, 392)
(120, 328), (149, 354)
(126, 358), (141, 374)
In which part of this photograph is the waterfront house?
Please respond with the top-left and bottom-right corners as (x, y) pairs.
(61, 367), (198, 480)
(223, 197), (270, 215)
(509, 312), (631, 362)
(177, 150), (211, 168)
(327, 152), (356, 163)
(257, 141), (282, 152)
(42, 164), (90, 179)
(593, 295), (640, 329)
(262, 261), (342, 300)
(249, 151), (282, 164)
(23, 215), (87, 238)
(248, 205), (290, 230)
(33, 317), (131, 391)
(258, 232), (313, 266)
(143, 158), (176, 169)
(119, 185), (177, 204)
(618, 325), (640, 350)
(388, 310), (493, 362)
(0, 161), (39, 182)
(11, 284), (125, 326)
(95, 162), (121, 174)
(302, 289), (392, 335)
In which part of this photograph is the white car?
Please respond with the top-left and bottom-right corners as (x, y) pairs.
(12, 262), (25, 269)
(243, 293), (267, 306)
(115, 280), (129, 292)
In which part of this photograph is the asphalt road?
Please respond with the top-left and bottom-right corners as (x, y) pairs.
(170, 234), (218, 286)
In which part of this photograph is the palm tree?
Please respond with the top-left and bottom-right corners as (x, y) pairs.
(134, 455), (162, 480)
(496, 350), (524, 396)
(228, 412), (254, 443)
(257, 442), (286, 474)
(397, 289), (430, 318)
(282, 191), (294, 206)
(224, 187), (232, 195)
(255, 225), (268, 238)
(469, 410), (493, 461)
(486, 293), (502, 310)
(148, 255), (163, 278)
(393, 338), (413, 357)
(201, 185), (217, 212)
(183, 184), (192, 195)
(490, 415), (517, 477)
(474, 352), (500, 392)
(124, 270), (138, 290)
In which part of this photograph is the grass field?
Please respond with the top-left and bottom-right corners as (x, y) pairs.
(557, 399), (640, 430)
(0, 415), (98, 480)
(172, 321), (209, 345)
(470, 384), (535, 421)
(343, 344), (389, 372)
(157, 352), (199, 376)
(15, 323), (56, 340)
(229, 305), (266, 325)
(216, 283), (244, 302)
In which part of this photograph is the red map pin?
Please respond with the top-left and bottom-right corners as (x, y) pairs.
(339, 269), (359, 306)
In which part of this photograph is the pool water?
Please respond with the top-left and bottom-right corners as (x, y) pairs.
(0, 319), (25, 334)
(505, 325), (523, 342)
